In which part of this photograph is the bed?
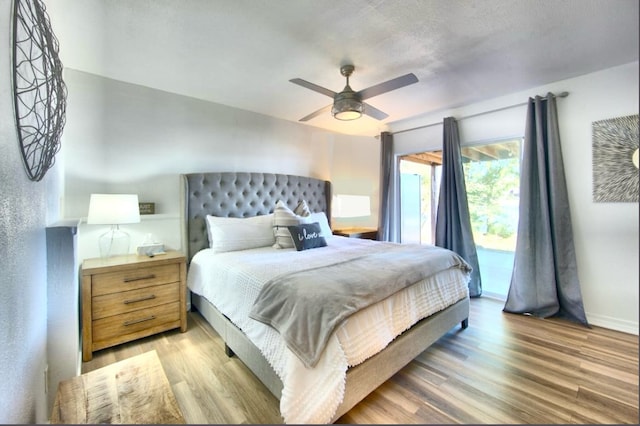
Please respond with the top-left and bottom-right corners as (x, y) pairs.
(181, 172), (470, 424)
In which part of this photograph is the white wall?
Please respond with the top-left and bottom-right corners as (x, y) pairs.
(0, 0), (62, 422)
(330, 134), (381, 230)
(391, 62), (639, 334)
(61, 70), (378, 259)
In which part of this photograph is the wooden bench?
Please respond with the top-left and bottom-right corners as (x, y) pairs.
(50, 350), (185, 424)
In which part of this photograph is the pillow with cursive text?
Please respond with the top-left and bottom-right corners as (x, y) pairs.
(287, 222), (327, 251)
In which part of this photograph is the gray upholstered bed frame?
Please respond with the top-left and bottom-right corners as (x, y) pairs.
(181, 171), (469, 422)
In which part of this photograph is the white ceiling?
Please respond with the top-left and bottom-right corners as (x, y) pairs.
(47, 0), (639, 137)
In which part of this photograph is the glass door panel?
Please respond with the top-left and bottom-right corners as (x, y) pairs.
(461, 138), (521, 298)
(400, 137), (521, 298)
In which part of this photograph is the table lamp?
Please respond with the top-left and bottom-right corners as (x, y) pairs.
(332, 194), (371, 218)
(87, 194), (140, 258)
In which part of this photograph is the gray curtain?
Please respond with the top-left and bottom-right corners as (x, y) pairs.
(435, 117), (482, 297)
(504, 94), (588, 326)
(378, 131), (400, 242)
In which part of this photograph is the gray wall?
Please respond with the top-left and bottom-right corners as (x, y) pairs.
(0, 0), (63, 422)
(61, 69), (337, 220)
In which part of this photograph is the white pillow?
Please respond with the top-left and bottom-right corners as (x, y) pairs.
(206, 214), (275, 253)
(303, 211), (333, 239)
(273, 200), (309, 248)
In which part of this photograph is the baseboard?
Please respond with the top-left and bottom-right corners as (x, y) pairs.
(478, 295), (639, 335)
(481, 291), (506, 302)
(587, 312), (639, 335)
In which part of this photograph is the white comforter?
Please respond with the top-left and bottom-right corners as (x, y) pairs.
(187, 237), (469, 423)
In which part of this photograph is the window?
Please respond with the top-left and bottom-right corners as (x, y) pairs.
(399, 138), (522, 298)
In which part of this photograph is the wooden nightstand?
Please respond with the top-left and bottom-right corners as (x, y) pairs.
(333, 227), (378, 240)
(81, 251), (187, 361)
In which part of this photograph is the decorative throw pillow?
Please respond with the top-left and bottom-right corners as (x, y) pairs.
(293, 199), (311, 217)
(273, 200), (308, 248)
(206, 213), (275, 253)
(287, 222), (327, 251)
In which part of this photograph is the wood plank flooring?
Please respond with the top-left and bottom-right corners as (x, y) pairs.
(81, 297), (639, 424)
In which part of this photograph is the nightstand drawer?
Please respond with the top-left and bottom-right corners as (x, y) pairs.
(92, 264), (180, 296)
(92, 301), (181, 343)
(92, 282), (179, 320)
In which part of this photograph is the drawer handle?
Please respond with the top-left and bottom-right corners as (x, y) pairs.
(123, 315), (156, 327)
(123, 274), (156, 283)
(123, 294), (156, 304)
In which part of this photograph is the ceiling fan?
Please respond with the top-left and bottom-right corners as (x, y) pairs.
(290, 64), (419, 122)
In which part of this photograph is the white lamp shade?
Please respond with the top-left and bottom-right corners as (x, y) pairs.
(332, 194), (371, 218)
(87, 194), (141, 225)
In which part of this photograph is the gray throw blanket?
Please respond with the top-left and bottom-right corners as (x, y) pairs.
(249, 244), (471, 368)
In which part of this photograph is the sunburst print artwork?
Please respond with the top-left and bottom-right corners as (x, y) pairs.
(592, 114), (639, 202)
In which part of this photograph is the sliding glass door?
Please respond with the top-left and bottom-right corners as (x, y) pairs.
(399, 138), (521, 298)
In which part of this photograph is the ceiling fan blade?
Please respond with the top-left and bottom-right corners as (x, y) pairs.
(299, 104), (332, 122)
(289, 78), (337, 98)
(358, 73), (418, 100)
(363, 102), (389, 121)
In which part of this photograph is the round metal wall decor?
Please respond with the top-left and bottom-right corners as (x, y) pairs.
(12, 0), (67, 182)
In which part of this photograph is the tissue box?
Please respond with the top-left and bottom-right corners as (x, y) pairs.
(137, 243), (165, 256)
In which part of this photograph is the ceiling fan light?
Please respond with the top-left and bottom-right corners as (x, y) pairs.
(332, 98), (363, 121)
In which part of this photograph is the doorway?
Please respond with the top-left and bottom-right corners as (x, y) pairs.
(399, 138), (522, 298)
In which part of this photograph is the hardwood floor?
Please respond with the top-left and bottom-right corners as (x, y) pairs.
(82, 297), (639, 424)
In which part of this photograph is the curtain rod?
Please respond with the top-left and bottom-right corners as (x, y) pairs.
(390, 91), (569, 136)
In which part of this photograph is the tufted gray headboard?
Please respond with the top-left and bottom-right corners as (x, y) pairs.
(181, 172), (332, 262)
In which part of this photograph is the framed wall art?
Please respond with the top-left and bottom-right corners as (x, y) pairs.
(592, 114), (639, 203)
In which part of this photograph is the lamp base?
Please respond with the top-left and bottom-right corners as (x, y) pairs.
(98, 226), (130, 258)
